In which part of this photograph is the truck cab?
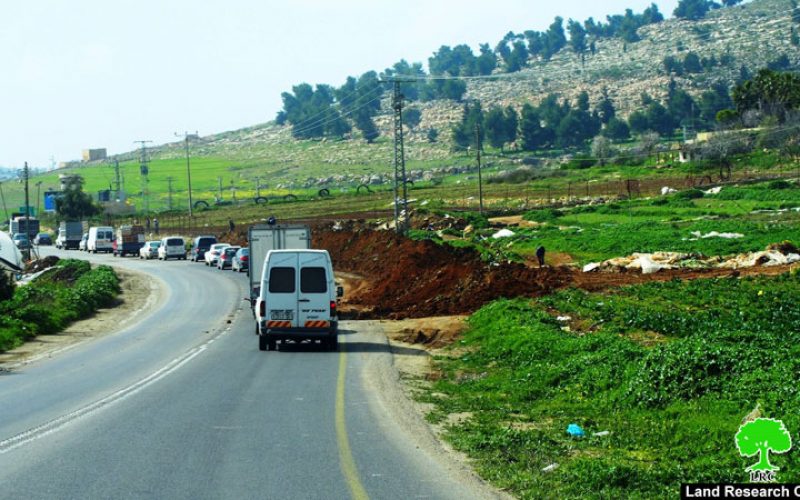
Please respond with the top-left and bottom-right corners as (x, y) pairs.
(255, 249), (343, 351)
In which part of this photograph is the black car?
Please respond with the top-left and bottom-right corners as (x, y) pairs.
(34, 233), (52, 245)
(190, 235), (218, 262)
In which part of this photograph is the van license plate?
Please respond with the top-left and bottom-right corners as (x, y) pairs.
(271, 310), (293, 320)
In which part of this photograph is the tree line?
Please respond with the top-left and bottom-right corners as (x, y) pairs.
(275, 0), (780, 143)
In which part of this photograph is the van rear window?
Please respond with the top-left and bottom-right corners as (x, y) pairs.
(167, 238), (183, 246)
(301, 267), (327, 293)
(269, 267), (295, 293)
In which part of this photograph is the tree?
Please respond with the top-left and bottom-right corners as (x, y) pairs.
(543, 17), (567, 59)
(792, 0), (800, 24)
(602, 117), (631, 141)
(404, 108), (422, 130)
(426, 127), (439, 143)
(663, 55), (684, 76)
(591, 136), (616, 165)
(354, 110), (379, 143)
(699, 82), (733, 126)
(476, 43), (497, 75)
(452, 102), (484, 150)
(56, 176), (100, 220)
(597, 88), (616, 124)
(628, 110), (650, 135)
(519, 104), (552, 151)
(568, 19), (587, 57)
(736, 419), (792, 472)
(638, 131), (661, 157)
(733, 69), (800, 123)
(683, 52), (703, 73)
(674, 0), (716, 20)
(645, 102), (676, 136)
(484, 106), (510, 149)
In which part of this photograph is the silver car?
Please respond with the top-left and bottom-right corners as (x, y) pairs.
(139, 241), (161, 259)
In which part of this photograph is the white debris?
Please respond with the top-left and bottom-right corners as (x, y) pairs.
(542, 463), (559, 473)
(593, 431), (611, 437)
(491, 229), (516, 239)
(638, 254), (666, 274)
(704, 186), (723, 195)
(556, 316), (571, 322)
(661, 186), (677, 195)
(690, 231), (744, 239)
(582, 262), (601, 273)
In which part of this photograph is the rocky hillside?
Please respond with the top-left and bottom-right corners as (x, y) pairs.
(107, 0), (795, 168)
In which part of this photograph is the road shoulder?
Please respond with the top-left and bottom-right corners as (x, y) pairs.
(0, 267), (164, 370)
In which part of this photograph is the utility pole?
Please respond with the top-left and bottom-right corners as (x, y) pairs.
(36, 181), (42, 217)
(474, 124), (484, 214)
(134, 140), (152, 214)
(0, 181), (8, 221)
(177, 131), (198, 217)
(112, 159), (122, 200)
(391, 80), (409, 234)
(166, 176), (174, 211)
(23, 162), (30, 220)
(217, 176), (223, 202)
(255, 177), (261, 198)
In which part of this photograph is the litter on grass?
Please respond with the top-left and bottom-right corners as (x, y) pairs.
(567, 424), (585, 437)
(492, 229), (516, 239)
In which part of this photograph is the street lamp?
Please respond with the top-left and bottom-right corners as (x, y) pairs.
(176, 131), (198, 217)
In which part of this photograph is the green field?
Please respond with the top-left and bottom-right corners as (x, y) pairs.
(421, 272), (800, 498)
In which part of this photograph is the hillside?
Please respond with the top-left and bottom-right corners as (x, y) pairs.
(5, 0), (798, 213)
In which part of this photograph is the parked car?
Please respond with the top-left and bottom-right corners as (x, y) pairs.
(139, 240), (161, 259)
(190, 235), (218, 262)
(33, 232), (52, 246)
(12, 233), (31, 250)
(78, 233), (89, 251)
(158, 237), (186, 260)
(232, 247), (249, 273)
(217, 246), (241, 270)
(204, 243), (230, 266)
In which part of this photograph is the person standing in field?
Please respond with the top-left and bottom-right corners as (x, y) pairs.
(536, 245), (546, 268)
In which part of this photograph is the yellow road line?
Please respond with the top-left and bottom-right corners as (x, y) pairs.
(336, 350), (369, 500)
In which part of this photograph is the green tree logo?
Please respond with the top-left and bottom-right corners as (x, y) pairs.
(735, 418), (792, 473)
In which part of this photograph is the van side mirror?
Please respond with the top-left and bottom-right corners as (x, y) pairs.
(337, 286), (344, 298)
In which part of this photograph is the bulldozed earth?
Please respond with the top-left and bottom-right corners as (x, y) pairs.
(292, 225), (799, 320)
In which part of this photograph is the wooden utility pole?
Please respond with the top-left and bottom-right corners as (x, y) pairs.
(475, 124), (484, 214)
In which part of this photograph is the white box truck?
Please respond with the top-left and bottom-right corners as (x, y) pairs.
(247, 224), (311, 301)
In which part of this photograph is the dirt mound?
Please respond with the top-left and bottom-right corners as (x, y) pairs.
(314, 227), (799, 319)
(25, 256), (60, 274)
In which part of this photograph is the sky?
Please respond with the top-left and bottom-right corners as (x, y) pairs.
(0, 0), (680, 168)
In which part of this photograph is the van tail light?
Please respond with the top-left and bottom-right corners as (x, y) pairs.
(259, 301), (266, 317)
(330, 301), (337, 317)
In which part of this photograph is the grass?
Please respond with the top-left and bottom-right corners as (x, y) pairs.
(412, 180), (800, 265)
(0, 260), (120, 352)
(422, 272), (800, 498)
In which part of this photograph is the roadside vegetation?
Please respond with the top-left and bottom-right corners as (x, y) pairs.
(0, 260), (120, 352)
(421, 272), (800, 498)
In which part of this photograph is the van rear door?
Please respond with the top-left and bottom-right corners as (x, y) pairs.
(298, 252), (331, 329)
(266, 253), (299, 329)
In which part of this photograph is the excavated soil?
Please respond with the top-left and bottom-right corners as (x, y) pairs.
(312, 227), (798, 319)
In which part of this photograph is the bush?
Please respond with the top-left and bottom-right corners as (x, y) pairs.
(673, 188), (705, 200)
(769, 180), (793, 190)
(523, 208), (564, 222)
(0, 271), (14, 303)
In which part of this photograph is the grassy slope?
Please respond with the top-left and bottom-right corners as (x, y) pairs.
(423, 273), (800, 498)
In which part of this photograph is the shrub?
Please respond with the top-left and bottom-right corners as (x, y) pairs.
(769, 180), (793, 190)
(673, 188), (705, 200)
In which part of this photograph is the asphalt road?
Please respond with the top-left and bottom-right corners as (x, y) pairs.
(0, 248), (490, 500)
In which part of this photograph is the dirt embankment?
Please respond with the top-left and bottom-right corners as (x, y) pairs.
(312, 227), (797, 319)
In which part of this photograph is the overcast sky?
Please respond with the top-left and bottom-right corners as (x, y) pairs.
(1, 0), (680, 168)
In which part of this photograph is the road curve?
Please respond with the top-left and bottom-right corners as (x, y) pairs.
(0, 249), (495, 499)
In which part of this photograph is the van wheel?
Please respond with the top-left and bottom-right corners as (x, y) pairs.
(259, 335), (267, 351)
(268, 339), (277, 351)
(328, 335), (338, 351)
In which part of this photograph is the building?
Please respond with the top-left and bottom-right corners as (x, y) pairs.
(82, 148), (107, 162)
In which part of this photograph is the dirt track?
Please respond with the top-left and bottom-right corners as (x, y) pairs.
(312, 227), (797, 319)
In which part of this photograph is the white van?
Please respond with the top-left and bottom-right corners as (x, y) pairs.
(157, 236), (186, 260)
(255, 249), (343, 351)
(87, 226), (114, 253)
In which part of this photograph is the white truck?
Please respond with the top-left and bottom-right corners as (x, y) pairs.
(247, 224), (312, 301)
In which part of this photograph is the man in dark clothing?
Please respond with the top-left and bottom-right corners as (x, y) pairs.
(536, 245), (546, 268)
(153, 218), (160, 235)
(229, 219), (235, 232)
